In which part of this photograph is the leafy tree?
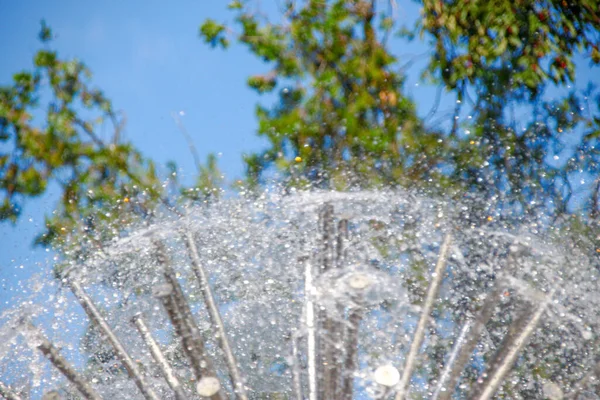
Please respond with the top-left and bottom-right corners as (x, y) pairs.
(201, 0), (450, 191)
(418, 0), (600, 218)
(178, 153), (224, 203)
(420, 0), (600, 90)
(0, 23), (224, 251)
(0, 22), (164, 248)
(200, 0), (600, 220)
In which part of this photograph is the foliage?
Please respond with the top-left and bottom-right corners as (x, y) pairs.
(420, 0), (599, 90)
(179, 153), (224, 203)
(200, 0), (600, 219)
(3, 2), (599, 246)
(0, 23), (223, 249)
(0, 23), (165, 247)
(417, 0), (600, 218)
(201, 0), (449, 191)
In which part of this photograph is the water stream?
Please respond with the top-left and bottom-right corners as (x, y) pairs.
(1, 189), (598, 399)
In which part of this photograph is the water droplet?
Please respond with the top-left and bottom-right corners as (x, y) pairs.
(197, 377), (221, 396)
(374, 364), (400, 387)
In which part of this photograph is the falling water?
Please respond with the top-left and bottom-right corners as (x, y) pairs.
(0, 189), (599, 399)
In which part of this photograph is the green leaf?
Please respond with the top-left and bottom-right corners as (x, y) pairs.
(228, 0), (243, 10)
(199, 19), (229, 49)
(247, 74), (277, 93)
(38, 20), (53, 43)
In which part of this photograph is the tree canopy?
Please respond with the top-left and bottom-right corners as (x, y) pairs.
(201, 0), (600, 220)
(0, 23), (164, 247)
(1, 1), (599, 242)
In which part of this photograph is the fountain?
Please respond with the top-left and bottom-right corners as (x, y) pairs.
(1, 189), (599, 399)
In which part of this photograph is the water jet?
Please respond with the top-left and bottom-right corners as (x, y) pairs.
(1, 190), (598, 399)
